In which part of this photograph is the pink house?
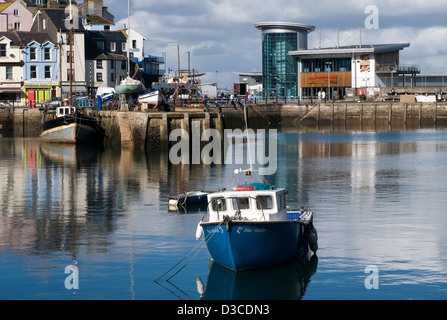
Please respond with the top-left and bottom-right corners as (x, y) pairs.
(0, 1), (34, 32)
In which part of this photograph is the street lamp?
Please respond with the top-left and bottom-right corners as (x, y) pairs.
(326, 61), (332, 101)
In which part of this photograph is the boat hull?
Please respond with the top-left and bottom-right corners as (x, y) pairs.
(40, 123), (98, 143)
(200, 220), (306, 272)
(168, 191), (208, 206)
(138, 90), (161, 106)
(115, 84), (145, 94)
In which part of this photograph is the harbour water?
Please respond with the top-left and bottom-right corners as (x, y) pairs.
(1, 125), (447, 300)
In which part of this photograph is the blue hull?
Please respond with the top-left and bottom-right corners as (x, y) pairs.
(201, 221), (306, 272)
(178, 195), (208, 205)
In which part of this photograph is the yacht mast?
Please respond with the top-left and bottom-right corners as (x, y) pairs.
(69, 0), (73, 108)
(127, 0), (130, 77)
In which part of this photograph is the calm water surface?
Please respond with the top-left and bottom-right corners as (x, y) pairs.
(1, 128), (447, 300)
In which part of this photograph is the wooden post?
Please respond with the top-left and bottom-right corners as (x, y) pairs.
(360, 103), (363, 125)
(203, 112), (211, 131)
(373, 104), (377, 123)
(388, 104), (392, 124)
(434, 104), (437, 126)
(331, 103), (334, 122)
(317, 104), (320, 124)
(419, 104), (422, 127)
(344, 103), (347, 126)
(404, 103), (407, 125)
(160, 113), (169, 151)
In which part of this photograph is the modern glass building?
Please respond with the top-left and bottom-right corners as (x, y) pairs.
(254, 22), (315, 98)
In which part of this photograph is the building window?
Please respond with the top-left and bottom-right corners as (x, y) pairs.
(13, 10), (19, 16)
(6, 66), (13, 80)
(44, 48), (51, 61)
(122, 42), (126, 51)
(111, 60), (115, 70)
(67, 69), (74, 81)
(43, 19), (47, 30)
(121, 60), (126, 70)
(30, 47), (37, 60)
(96, 73), (103, 82)
(111, 42), (116, 52)
(30, 66), (37, 79)
(302, 58), (352, 73)
(111, 73), (115, 82)
(0, 44), (6, 57)
(96, 60), (103, 69)
(14, 23), (21, 31)
(65, 33), (74, 45)
(132, 40), (137, 48)
(67, 51), (73, 63)
(45, 66), (51, 79)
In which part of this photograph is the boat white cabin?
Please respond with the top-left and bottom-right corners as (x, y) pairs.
(56, 106), (76, 118)
(206, 185), (289, 223)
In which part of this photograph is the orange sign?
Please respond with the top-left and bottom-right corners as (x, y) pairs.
(308, 75), (338, 85)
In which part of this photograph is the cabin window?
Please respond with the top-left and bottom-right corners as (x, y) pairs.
(256, 196), (273, 210)
(211, 198), (226, 212)
(276, 194), (285, 211)
(232, 198), (250, 210)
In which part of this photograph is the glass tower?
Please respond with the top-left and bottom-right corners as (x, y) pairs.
(262, 32), (298, 98)
(255, 22), (315, 99)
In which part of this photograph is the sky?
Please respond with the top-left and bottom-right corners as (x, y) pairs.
(104, 0), (447, 89)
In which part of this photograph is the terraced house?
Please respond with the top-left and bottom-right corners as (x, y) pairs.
(0, 31), (23, 106)
(21, 32), (58, 107)
(0, 0), (34, 32)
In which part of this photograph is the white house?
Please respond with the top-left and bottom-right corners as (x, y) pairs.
(0, 32), (24, 106)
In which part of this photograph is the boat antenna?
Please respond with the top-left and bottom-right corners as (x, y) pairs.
(244, 104), (254, 172)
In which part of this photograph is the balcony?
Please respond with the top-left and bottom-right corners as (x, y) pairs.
(376, 64), (421, 74)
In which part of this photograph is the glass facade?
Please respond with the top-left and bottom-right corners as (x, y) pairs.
(302, 58), (352, 73)
(262, 33), (298, 98)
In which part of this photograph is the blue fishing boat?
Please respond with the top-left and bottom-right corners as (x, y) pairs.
(196, 168), (318, 272)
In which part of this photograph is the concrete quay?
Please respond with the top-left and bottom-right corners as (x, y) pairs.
(2, 102), (447, 147)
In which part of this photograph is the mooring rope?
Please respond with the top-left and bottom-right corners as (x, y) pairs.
(154, 220), (224, 282)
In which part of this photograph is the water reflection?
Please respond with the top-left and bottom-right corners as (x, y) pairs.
(200, 255), (318, 300)
(2, 127), (447, 299)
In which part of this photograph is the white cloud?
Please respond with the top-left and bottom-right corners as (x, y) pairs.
(106, 0), (447, 87)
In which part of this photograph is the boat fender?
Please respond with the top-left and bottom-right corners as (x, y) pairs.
(168, 199), (178, 206)
(307, 223), (318, 253)
(223, 215), (232, 232)
(195, 223), (203, 240)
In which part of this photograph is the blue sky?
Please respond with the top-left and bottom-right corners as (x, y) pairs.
(105, 0), (447, 88)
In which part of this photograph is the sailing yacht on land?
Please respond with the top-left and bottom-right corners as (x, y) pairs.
(115, 0), (145, 95)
